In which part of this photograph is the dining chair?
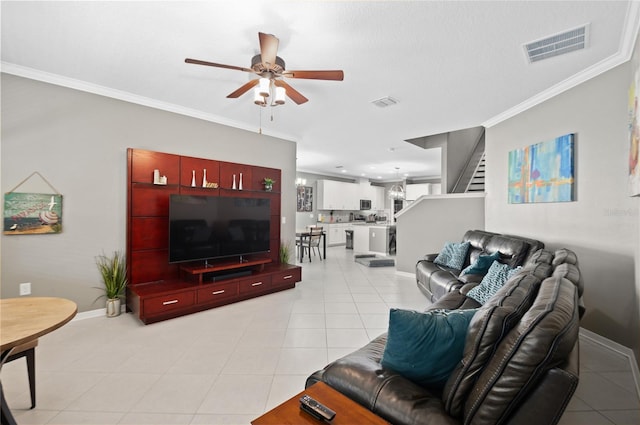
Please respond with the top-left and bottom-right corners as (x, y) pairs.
(4, 339), (38, 409)
(304, 227), (323, 261)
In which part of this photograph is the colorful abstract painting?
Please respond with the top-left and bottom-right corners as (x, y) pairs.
(629, 61), (640, 196)
(3, 193), (63, 235)
(508, 134), (575, 204)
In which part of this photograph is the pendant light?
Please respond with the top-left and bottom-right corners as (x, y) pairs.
(388, 167), (405, 200)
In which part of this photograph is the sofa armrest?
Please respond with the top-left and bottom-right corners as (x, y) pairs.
(423, 253), (439, 261)
(503, 340), (579, 425)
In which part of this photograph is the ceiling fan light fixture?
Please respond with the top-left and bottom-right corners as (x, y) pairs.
(258, 78), (271, 97)
(253, 88), (266, 106)
(274, 86), (286, 105)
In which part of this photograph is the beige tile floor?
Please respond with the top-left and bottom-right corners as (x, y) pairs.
(2, 246), (639, 424)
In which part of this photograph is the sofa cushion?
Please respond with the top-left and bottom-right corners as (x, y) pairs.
(462, 230), (496, 266)
(442, 273), (542, 418)
(466, 262), (522, 304)
(461, 251), (500, 276)
(381, 308), (477, 388)
(462, 276), (579, 425)
(434, 241), (471, 270)
(485, 235), (529, 268)
(552, 248), (578, 266)
(526, 248), (554, 265)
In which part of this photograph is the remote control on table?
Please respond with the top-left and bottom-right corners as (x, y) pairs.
(299, 394), (336, 422)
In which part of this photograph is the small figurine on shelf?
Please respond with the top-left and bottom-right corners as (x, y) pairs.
(263, 178), (275, 191)
(191, 170), (196, 187)
(202, 169), (208, 187)
(239, 173), (243, 190)
(232, 174), (237, 190)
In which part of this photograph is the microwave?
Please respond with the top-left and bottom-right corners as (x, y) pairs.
(360, 199), (371, 210)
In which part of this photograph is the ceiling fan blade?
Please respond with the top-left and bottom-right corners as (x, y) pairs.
(274, 80), (308, 105)
(185, 58), (255, 74)
(258, 32), (279, 70)
(226, 79), (260, 98)
(282, 70), (344, 81)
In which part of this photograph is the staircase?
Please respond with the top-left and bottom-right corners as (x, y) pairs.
(466, 153), (485, 192)
(452, 129), (486, 193)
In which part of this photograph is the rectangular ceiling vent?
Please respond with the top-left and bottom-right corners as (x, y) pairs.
(524, 24), (589, 63)
(372, 96), (399, 108)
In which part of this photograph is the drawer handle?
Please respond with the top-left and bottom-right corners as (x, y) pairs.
(162, 300), (178, 305)
(212, 290), (225, 295)
(251, 282), (263, 286)
(283, 275), (293, 279)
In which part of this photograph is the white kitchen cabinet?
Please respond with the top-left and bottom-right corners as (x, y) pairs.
(371, 186), (385, 210)
(317, 180), (358, 210)
(323, 222), (351, 246)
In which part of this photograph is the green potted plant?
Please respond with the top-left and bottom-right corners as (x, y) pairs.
(279, 240), (291, 264)
(95, 251), (128, 317)
(263, 177), (275, 192)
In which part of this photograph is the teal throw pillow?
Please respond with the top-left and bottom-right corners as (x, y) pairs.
(467, 261), (522, 304)
(381, 308), (478, 389)
(461, 251), (501, 276)
(433, 241), (470, 270)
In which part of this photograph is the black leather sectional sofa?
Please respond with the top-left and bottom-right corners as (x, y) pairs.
(307, 230), (584, 425)
(416, 230), (544, 302)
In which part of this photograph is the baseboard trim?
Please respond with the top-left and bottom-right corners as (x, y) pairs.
(579, 327), (640, 399)
(72, 304), (127, 321)
(72, 308), (106, 321)
(395, 270), (415, 279)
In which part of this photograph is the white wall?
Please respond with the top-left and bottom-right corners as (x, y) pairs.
(1, 74), (298, 312)
(395, 194), (485, 273)
(485, 63), (640, 363)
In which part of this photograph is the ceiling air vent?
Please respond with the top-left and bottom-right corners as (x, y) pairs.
(372, 96), (399, 108)
(524, 24), (589, 63)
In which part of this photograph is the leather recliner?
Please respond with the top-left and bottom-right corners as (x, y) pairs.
(307, 245), (583, 425)
(415, 230), (544, 302)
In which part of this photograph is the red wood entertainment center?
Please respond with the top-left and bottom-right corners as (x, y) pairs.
(126, 148), (302, 324)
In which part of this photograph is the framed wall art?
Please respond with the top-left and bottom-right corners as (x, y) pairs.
(297, 186), (313, 212)
(4, 171), (63, 235)
(508, 133), (575, 204)
(4, 192), (63, 235)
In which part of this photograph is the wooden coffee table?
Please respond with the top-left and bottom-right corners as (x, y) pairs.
(251, 382), (389, 425)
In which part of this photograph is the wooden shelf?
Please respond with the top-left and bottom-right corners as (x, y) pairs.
(180, 257), (272, 284)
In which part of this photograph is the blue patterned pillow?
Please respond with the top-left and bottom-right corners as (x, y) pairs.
(467, 261), (522, 304)
(434, 241), (470, 270)
(381, 308), (478, 388)
(461, 251), (501, 276)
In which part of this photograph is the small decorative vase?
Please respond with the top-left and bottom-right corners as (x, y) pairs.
(265, 183), (273, 192)
(232, 174), (237, 190)
(202, 169), (208, 187)
(239, 173), (243, 190)
(106, 298), (121, 317)
(191, 170), (196, 187)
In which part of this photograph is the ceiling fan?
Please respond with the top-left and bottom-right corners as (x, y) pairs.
(185, 32), (344, 105)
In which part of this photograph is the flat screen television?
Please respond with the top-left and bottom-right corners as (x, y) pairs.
(169, 194), (271, 264)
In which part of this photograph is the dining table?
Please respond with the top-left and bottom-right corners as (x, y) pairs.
(296, 229), (327, 262)
(1, 297), (77, 425)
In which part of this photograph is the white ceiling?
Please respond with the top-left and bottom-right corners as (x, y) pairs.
(2, 1), (638, 181)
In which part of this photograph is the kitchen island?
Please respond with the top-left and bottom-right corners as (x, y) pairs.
(352, 223), (396, 256)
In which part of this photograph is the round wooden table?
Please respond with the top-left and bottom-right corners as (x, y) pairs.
(1, 297), (77, 425)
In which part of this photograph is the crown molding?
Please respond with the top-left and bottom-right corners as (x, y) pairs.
(484, 1), (640, 128)
(0, 62), (299, 144)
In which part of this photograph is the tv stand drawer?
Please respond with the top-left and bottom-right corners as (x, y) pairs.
(272, 268), (302, 287)
(198, 281), (238, 303)
(144, 291), (195, 315)
(239, 275), (272, 294)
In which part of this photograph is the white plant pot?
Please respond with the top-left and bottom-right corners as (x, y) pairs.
(106, 298), (121, 317)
